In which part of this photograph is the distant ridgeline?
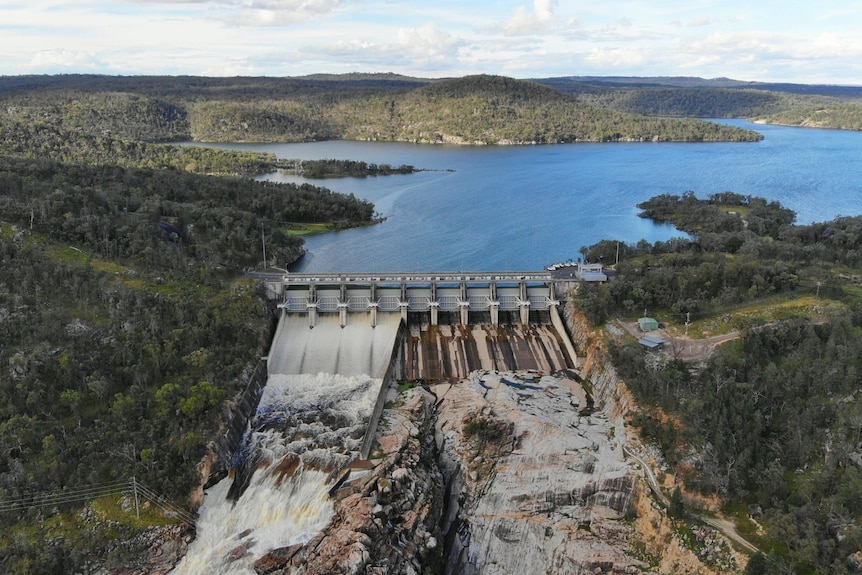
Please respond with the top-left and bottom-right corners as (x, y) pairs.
(0, 73), (772, 171)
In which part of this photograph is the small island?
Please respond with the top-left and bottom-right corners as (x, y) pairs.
(276, 158), (418, 178)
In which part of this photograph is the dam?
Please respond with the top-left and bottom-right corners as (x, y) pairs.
(173, 270), (580, 574)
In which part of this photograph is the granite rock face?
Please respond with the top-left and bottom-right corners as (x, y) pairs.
(268, 367), (648, 575)
(140, 308), (746, 574)
(433, 371), (647, 575)
(110, 524), (194, 575)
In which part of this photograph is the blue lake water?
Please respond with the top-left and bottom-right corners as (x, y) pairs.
(193, 120), (862, 272)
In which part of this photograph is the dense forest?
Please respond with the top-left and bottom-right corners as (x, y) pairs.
(573, 193), (862, 574)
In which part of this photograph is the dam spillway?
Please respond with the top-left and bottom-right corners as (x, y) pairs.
(267, 313), (402, 377)
(172, 305), (403, 574)
(174, 270), (580, 574)
(269, 270), (580, 381)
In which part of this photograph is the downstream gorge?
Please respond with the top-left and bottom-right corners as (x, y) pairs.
(155, 283), (736, 575)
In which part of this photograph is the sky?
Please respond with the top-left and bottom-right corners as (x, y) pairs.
(2, 0), (861, 84)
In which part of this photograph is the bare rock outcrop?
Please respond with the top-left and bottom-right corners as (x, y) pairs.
(434, 370), (646, 575)
(110, 524), (194, 575)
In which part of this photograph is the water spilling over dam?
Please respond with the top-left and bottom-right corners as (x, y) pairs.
(171, 312), (402, 574)
(173, 271), (581, 573)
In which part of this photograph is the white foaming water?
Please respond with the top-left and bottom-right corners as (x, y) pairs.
(171, 371), (384, 575)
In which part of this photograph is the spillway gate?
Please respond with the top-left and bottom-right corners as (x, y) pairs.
(273, 271), (563, 327)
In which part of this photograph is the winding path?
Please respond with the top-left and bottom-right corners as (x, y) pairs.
(622, 446), (760, 555)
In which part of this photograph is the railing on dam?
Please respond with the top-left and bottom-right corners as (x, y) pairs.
(274, 271), (566, 327)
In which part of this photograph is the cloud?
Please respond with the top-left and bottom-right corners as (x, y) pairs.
(283, 22), (466, 72)
(687, 16), (716, 28)
(233, 0), (343, 26)
(585, 46), (645, 68)
(27, 48), (107, 72)
(501, 0), (559, 36)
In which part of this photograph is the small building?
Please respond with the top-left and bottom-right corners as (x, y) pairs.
(575, 263), (608, 283)
(638, 335), (666, 351)
(638, 317), (659, 332)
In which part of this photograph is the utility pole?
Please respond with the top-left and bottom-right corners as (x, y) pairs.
(685, 312), (690, 336)
(261, 223), (267, 270)
(816, 281), (821, 299)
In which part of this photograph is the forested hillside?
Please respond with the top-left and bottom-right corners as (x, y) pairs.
(186, 75), (763, 144)
(0, 74), (764, 152)
(538, 76), (862, 130)
(752, 101), (862, 131)
(573, 192), (862, 574)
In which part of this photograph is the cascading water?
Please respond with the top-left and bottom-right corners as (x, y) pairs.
(171, 313), (402, 574)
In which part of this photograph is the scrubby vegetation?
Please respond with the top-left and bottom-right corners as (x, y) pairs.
(295, 158), (417, 178)
(573, 192), (862, 573)
(753, 101), (862, 131)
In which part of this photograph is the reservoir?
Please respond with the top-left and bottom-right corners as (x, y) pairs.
(193, 120), (862, 272)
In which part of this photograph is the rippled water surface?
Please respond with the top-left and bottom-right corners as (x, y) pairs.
(193, 120), (862, 272)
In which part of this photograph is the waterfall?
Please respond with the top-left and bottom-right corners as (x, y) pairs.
(171, 312), (401, 573)
(171, 372), (382, 574)
(173, 373), (382, 575)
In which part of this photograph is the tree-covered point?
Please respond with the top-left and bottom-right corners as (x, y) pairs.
(291, 158), (417, 178)
(0, 155), (376, 272)
(637, 191), (796, 236)
(575, 192), (862, 325)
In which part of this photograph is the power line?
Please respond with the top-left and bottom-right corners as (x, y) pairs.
(0, 478), (197, 525)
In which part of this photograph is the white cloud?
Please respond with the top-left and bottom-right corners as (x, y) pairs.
(233, 0), (342, 26)
(502, 0), (559, 36)
(27, 49), (106, 72)
(585, 46), (645, 68)
(286, 22), (466, 72)
(687, 16), (716, 28)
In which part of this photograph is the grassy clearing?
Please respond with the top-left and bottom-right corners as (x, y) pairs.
(842, 283), (862, 302)
(665, 295), (846, 338)
(91, 494), (182, 529)
(285, 222), (333, 236)
(17, 230), (211, 298)
(717, 205), (751, 218)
